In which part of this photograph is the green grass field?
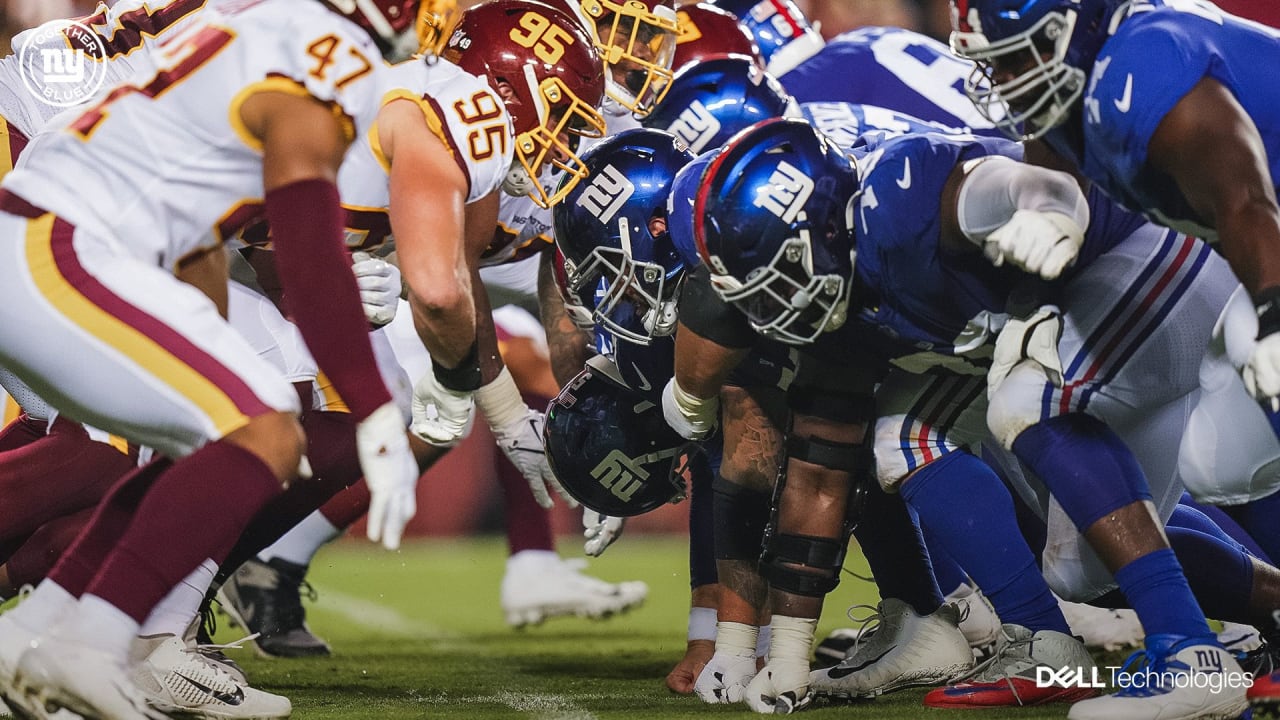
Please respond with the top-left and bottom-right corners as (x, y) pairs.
(216, 535), (1118, 719)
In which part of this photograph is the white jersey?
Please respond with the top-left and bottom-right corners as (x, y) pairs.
(0, 0), (210, 137)
(332, 56), (512, 254)
(3, 0), (385, 270)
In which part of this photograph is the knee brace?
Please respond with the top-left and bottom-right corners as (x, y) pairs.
(758, 433), (865, 597)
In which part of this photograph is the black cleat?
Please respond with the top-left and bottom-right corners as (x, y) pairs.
(217, 558), (331, 658)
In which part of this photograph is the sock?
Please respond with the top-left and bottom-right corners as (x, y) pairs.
(139, 559), (217, 637)
(1113, 548), (1213, 640)
(924, 538), (970, 598)
(1220, 489), (1280, 566)
(215, 410), (361, 586)
(5, 508), (93, 589)
(52, 594), (138, 662)
(1169, 501), (1251, 552)
(46, 458), (173, 597)
(3, 578), (76, 634)
(318, 479), (371, 529)
(0, 415), (135, 545)
(854, 486), (944, 617)
(688, 451), (718, 589)
(1179, 494), (1271, 563)
(1011, 414), (1151, 531)
(259, 512), (340, 567)
(901, 451), (1069, 634)
(88, 441), (282, 623)
(1166, 526), (1253, 625)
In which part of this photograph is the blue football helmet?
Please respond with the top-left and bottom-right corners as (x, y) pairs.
(710, 0), (824, 76)
(553, 128), (696, 345)
(544, 358), (689, 516)
(665, 152), (714, 270)
(643, 56), (796, 154)
(949, 0), (1126, 140)
(694, 118), (859, 345)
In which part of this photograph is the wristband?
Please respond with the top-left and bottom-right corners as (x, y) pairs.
(688, 606), (718, 643)
(432, 340), (482, 392)
(1255, 286), (1280, 339)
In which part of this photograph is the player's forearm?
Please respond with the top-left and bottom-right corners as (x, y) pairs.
(673, 322), (748, 400)
(409, 282), (476, 370)
(537, 251), (593, 386)
(1214, 199), (1280, 298)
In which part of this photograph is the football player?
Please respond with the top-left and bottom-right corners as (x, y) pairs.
(677, 117), (1276, 718)
(0, 1), (428, 719)
(948, 0), (1280, 710)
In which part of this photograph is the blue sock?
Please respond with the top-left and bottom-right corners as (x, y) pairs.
(900, 451), (1069, 635)
(922, 531), (971, 597)
(1113, 549), (1213, 641)
(1221, 489), (1280, 566)
(1166, 526), (1254, 625)
(1178, 493), (1270, 563)
(688, 451), (718, 589)
(855, 487), (944, 617)
(1011, 414), (1150, 531)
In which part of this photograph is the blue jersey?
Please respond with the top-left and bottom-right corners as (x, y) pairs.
(800, 102), (972, 149)
(846, 133), (1149, 355)
(849, 132), (1024, 355)
(1043, 0), (1280, 238)
(780, 27), (1002, 136)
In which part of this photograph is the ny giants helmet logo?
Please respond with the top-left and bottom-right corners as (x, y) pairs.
(667, 100), (722, 153)
(576, 165), (636, 224)
(753, 161), (814, 223)
(591, 447), (681, 501)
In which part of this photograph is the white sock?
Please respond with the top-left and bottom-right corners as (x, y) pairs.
(756, 622), (773, 658)
(139, 559), (216, 638)
(5, 579), (76, 634)
(53, 594), (139, 663)
(506, 549), (558, 570)
(258, 511), (341, 567)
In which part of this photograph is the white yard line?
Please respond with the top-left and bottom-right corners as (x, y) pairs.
(311, 589), (602, 719)
(311, 585), (458, 640)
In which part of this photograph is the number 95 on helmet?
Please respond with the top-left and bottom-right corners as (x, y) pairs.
(544, 360), (691, 517)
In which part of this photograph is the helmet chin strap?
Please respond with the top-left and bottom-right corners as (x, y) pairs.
(642, 301), (679, 336)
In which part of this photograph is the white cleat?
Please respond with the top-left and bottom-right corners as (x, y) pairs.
(500, 552), (647, 628)
(946, 583), (1002, 660)
(1067, 636), (1248, 720)
(0, 615), (46, 720)
(1058, 598), (1144, 651)
(809, 598), (973, 699)
(13, 635), (163, 720)
(133, 635), (290, 719)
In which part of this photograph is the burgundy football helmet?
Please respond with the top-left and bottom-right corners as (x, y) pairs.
(444, 0), (607, 208)
(319, 0), (438, 61)
(672, 3), (761, 72)
(541, 0), (678, 116)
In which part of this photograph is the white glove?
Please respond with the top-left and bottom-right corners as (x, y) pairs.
(662, 377), (719, 441)
(694, 622), (760, 704)
(744, 615), (816, 714)
(477, 367), (577, 509)
(583, 510), (626, 557)
(744, 662), (812, 714)
(983, 210), (1084, 281)
(356, 402), (419, 550)
(410, 370), (474, 447)
(1244, 331), (1280, 412)
(351, 252), (401, 328)
(989, 305), (1065, 399)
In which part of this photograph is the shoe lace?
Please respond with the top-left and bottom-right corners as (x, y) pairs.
(953, 631), (1037, 706)
(842, 604), (882, 658)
